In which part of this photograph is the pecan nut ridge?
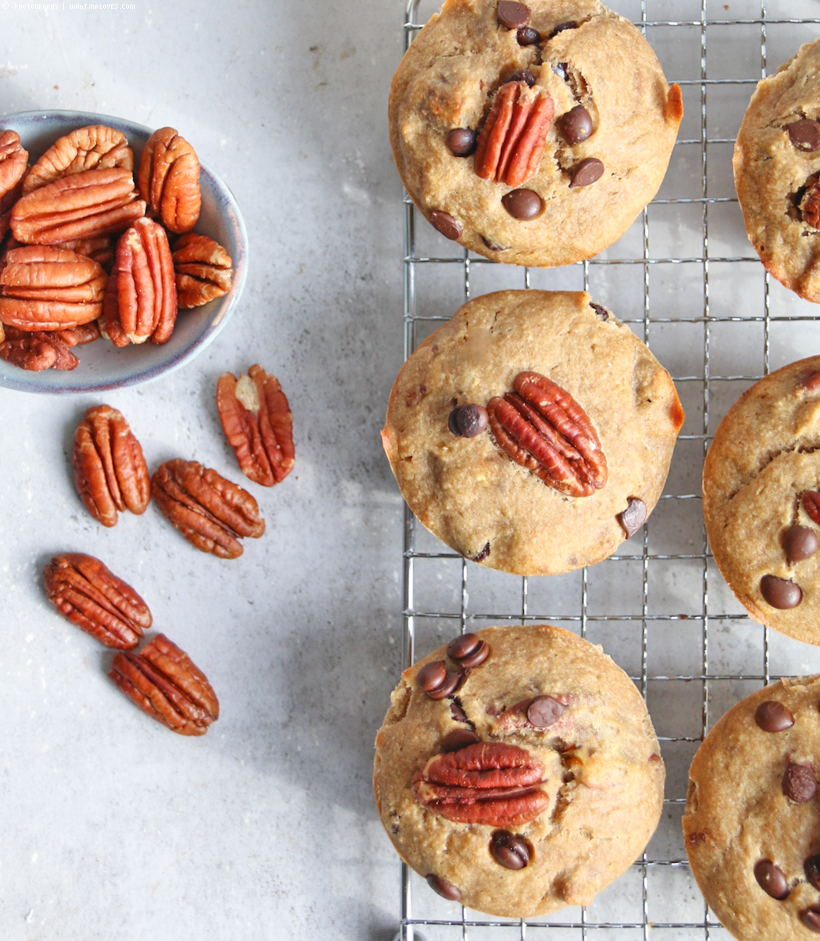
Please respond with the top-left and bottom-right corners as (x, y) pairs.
(43, 552), (151, 649)
(172, 233), (233, 309)
(474, 82), (555, 187)
(23, 125), (134, 195)
(137, 127), (201, 234)
(0, 130), (28, 199)
(0, 330), (79, 370)
(487, 371), (607, 497)
(413, 741), (549, 827)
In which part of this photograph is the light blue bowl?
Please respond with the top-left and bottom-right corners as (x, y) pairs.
(0, 110), (248, 394)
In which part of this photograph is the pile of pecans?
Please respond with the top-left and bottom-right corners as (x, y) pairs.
(0, 123), (233, 371)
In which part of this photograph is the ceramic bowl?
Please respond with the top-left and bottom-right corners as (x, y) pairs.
(0, 110), (248, 394)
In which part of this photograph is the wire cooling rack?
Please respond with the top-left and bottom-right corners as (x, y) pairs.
(395, 1), (820, 939)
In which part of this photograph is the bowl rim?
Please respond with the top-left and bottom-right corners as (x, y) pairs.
(0, 109), (249, 395)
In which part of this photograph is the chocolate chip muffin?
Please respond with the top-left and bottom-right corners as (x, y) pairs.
(703, 357), (820, 646)
(684, 676), (820, 941)
(381, 289), (684, 576)
(389, 0), (683, 267)
(374, 624), (664, 918)
(734, 39), (820, 302)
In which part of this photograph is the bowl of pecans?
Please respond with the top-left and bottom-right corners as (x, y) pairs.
(0, 110), (248, 393)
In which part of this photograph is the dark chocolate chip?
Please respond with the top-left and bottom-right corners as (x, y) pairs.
(527, 695), (566, 728)
(754, 700), (795, 733)
(428, 670), (461, 700)
(783, 761), (817, 803)
(448, 404), (488, 438)
(753, 859), (790, 899)
(447, 128), (477, 157)
(590, 302), (609, 321)
(450, 700), (468, 723)
(441, 729), (481, 752)
(508, 69), (536, 87)
(553, 62), (568, 80)
(618, 498), (647, 537)
(417, 660), (447, 693)
(784, 525), (819, 564)
(802, 909), (820, 933)
(559, 105), (593, 144)
(806, 855), (820, 891)
(569, 157), (605, 188)
(426, 873), (462, 901)
(804, 491), (820, 525)
(480, 235), (510, 252)
(430, 210), (462, 241)
(502, 188), (543, 219)
(460, 641), (489, 669)
(490, 830), (532, 870)
(517, 26), (541, 45)
(760, 575), (802, 610)
(497, 1), (530, 30)
(788, 118), (820, 151)
(548, 21), (577, 39)
(471, 542), (491, 563)
(448, 632), (482, 660)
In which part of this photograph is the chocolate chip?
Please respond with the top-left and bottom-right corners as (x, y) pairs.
(471, 542), (491, 563)
(490, 830), (532, 870)
(480, 235), (510, 252)
(508, 69), (536, 87)
(806, 856), (820, 891)
(559, 105), (593, 144)
(430, 210), (462, 241)
(548, 21), (577, 38)
(788, 118), (820, 151)
(441, 729), (481, 752)
(430, 670), (461, 700)
(553, 62), (568, 80)
(590, 302), (609, 321)
(754, 700), (795, 733)
(502, 188), (543, 219)
(497, 1), (530, 29)
(783, 761), (817, 802)
(527, 695), (566, 728)
(760, 575), (802, 610)
(447, 128), (477, 157)
(426, 873), (462, 901)
(784, 525), (819, 564)
(618, 498), (647, 537)
(802, 909), (820, 933)
(517, 26), (540, 45)
(448, 404), (488, 438)
(450, 700), (468, 723)
(569, 157), (605, 188)
(447, 632), (490, 668)
(417, 660), (447, 692)
(804, 491), (820, 525)
(753, 859), (790, 899)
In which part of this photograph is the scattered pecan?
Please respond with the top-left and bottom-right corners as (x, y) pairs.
(110, 633), (219, 736)
(216, 365), (295, 487)
(152, 458), (265, 559)
(103, 217), (177, 346)
(72, 404), (151, 527)
(22, 125), (133, 195)
(0, 130), (28, 199)
(43, 552), (151, 649)
(0, 245), (106, 330)
(137, 127), (201, 234)
(413, 741), (549, 827)
(172, 232), (233, 308)
(802, 177), (820, 229)
(474, 81), (554, 187)
(10, 167), (146, 245)
(487, 371), (607, 497)
(0, 329), (79, 370)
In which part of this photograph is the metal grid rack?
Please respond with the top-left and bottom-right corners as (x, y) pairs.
(396, 1), (820, 939)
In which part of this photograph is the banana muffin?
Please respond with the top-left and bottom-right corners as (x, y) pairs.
(374, 624), (665, 918)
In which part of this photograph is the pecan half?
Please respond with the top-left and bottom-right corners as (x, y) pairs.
(0, 245), (106, 330)
(413, 741), (549, 827)
(102, 217), (177, 346)
(216, 365), (295, 487)
(802, 176), (820, 229)
(0, 130), (28, 199)
(0, 329), (79, 370)
(152, 458), (265, 559)
(11, 167), (146, 245)
(109, 633), (219, 736)
(474, 82), (554, 187)
(137, 127), (201, 234)
(487, 371), (607, 497)
(72, 404), (151, 527)
(43, 553), (151, 649)
(172, 232), (233, 308)
(22, 125), (133, 195)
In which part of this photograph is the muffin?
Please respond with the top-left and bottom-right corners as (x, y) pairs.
(381, 289), (684, 576)
(389, 0), (682, 267)
(703, 357), (820, 646)
(684, 676), (820, 941)
(374, 624), (665, 918)
(734, 39), (820, 302)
